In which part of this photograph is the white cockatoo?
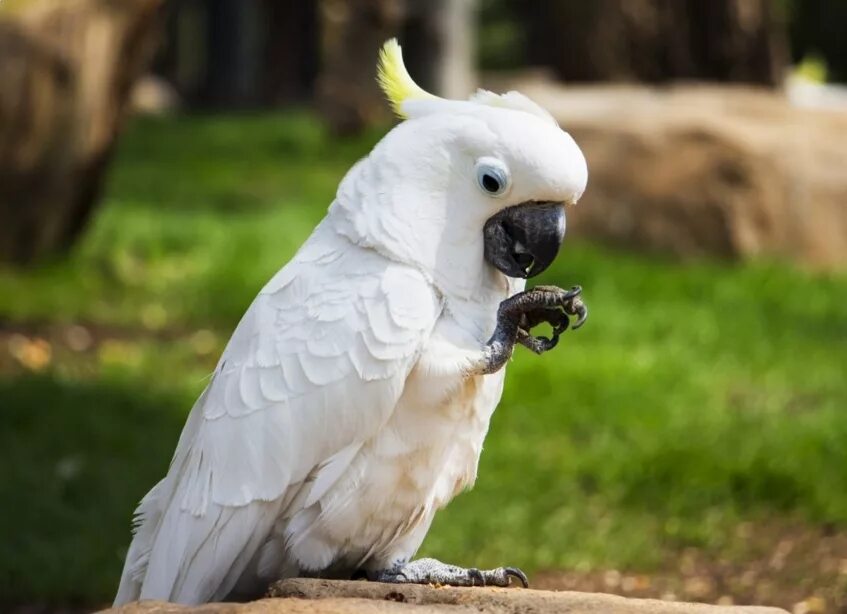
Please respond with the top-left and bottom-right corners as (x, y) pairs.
(114, 39), (588, 605)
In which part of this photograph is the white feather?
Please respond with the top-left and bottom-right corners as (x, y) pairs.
(114, 222), (440, 605)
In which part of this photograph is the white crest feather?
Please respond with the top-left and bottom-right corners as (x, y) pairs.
(376, 39), (558, 125)
(469, 89), (559, 126)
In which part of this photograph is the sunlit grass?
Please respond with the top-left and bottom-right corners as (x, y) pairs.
(1, 112), (845, 606)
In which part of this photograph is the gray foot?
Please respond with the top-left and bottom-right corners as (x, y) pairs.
(482, 285), (587, 374)
(515, 285), (587, 354)
(370, 557), (529, 588)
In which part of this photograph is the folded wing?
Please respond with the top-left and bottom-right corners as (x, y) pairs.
(115, 224), (441, 605)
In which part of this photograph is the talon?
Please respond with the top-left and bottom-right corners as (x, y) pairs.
(551, 313), (570, 337)
(517, 330), (558, 354)
(568, 297), (588, 330)
(563, 285), (582, 300)
(504, 567), (529, 588)
(468, 568), (485, 586)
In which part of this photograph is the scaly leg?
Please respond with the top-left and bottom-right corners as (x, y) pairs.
(369, 287), (587, 589)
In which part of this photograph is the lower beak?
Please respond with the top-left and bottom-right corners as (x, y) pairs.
(483, 201), (566, 278)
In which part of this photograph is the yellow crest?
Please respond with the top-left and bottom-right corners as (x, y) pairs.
(376, 39), (437, 118)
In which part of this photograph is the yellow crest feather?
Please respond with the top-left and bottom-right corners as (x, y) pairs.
(377, 39), (436, 118)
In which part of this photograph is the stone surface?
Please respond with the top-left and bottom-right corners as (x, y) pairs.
(486, 77), (847, 269)
(101, 578), (789, 614)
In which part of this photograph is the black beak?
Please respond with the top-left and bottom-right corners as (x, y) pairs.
(483, 201), (566, 278)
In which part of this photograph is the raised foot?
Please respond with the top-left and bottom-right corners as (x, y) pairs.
(513, 285), (588, 354)
(371, 557), (528, 588)
(483, 284), (588, 375)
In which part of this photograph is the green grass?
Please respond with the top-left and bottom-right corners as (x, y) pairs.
(1, 112), (846, 607)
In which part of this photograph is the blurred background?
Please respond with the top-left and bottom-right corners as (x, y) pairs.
(1, 0), (846, 612)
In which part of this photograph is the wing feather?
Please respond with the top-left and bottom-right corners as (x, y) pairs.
(115, 223), (441, 605)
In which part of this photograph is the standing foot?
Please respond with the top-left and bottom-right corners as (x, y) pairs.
(369, 558), (528, 588)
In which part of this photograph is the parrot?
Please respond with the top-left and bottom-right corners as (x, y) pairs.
(114, 39), (588, 606)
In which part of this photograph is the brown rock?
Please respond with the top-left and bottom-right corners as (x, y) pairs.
(103, 596), (456, 613)
(100, 578), (789, 614)
(490, 79), (847, 269)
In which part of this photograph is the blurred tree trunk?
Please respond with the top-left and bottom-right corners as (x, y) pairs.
(0, 0), (162, 265)
(315, 0), (406, 134)
(522, 0), (787, 86)
(315, 0), (477, 134)
(152, 0), (317, 108)
(401, 0), (476, 100)
(202, 0), (262, 107)
(261, 0), (318, 105)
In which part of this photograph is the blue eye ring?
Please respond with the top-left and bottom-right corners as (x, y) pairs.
(475, 158), (511, 197)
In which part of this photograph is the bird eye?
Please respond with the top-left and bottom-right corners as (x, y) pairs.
(475, 158), (510, 197)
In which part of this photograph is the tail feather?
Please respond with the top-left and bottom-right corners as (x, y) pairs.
(114, 381), (294, 606)
(114, 468), (285, 605)
(114, 479), (167, 605)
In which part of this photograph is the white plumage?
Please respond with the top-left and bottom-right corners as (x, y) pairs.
(115, 40), (587, 605)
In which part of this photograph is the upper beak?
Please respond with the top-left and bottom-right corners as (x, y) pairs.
(483, 201), (566, 278)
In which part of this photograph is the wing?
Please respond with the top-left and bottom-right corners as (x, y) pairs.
(115, 222), (441, 605)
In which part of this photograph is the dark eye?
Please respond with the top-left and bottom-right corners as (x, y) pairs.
(481, 172), (501, 193)
(475, 158), (510, 197)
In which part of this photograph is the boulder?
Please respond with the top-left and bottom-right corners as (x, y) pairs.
(492, 79), (847, 269)
(101, 578), (789, 614)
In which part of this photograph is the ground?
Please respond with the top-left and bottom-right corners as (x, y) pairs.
(1, 113), (846, 613)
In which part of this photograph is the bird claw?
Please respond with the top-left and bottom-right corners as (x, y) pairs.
(565, 294), (588, 330)
(504, 566), (530, 588)
(512, 285), (587, 353)
(371, 558), (529, 588)
(483, 284), (588, 374)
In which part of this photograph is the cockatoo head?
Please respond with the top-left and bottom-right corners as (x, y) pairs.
(332, 40), (587, 299)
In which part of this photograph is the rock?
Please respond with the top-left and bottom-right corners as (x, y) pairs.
(104, 596), (450, 613)
(101, 578), (789, 614)
(488, 78), (847, 269)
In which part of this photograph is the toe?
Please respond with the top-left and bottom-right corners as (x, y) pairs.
(504, 567), (529, 588)
(568, 298), (588, 329)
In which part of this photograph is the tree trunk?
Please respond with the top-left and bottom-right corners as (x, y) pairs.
(522, 0), (787, 86)
(261, 0), (319, 105)
(401, 0), (476, 100)
(201, 0), (263, 107)
(315, 0), (406, 134)
(315, 0), (477, 134)
(0, 0), (162, 265)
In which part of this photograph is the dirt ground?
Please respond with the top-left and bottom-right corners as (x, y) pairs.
(534, 520), (847, 613)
